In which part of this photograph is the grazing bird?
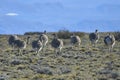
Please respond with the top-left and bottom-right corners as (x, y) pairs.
(89, 29), (99, 47)
(8, 35), (26, 54)
(51, 34), (63, 54)
(104, 33), (115, 52)
(39, 30), (48, 51)
(70, 33), (81, 48)
(32, 40), (43, 54)
(14, 39), (26, 54)
(8, 35), (18, 48)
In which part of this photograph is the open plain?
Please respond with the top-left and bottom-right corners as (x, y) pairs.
(0, 32), (120, 80)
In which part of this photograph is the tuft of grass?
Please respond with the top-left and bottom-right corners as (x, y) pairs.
(92, 48), (99, 51)
(80, 48), (86, 52)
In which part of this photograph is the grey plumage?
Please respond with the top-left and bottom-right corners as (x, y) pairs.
(8, 35), (26, 54)
(14, 39), (26, 52)
(70, 33), (81, 47)
(32, 40), (43, 53)
(8, 35), (18, 48)
(89, 29), (99, 46)
(51, 34), (63, 54)
(104, 33), (115, 52)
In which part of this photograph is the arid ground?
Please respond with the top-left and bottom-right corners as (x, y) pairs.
(0, 33), (120, 80)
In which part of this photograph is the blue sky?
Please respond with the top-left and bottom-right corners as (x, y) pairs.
(0, 0), (120, 34)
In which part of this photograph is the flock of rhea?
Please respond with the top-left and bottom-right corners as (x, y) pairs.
(8, 30), (116, 55)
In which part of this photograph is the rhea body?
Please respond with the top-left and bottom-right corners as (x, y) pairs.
(104, 33), (115, 52)
(32, 40), (43, 53)
(39, 31), (48, 51)
(70, 33), (81, 48)
(51, 34), (63, 54)
(89, 30), (99, 47)
(8, 35), (26, 54)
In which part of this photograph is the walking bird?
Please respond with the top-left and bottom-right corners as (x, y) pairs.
(39, 30), (48, 51)
(32, 40), (43, 53)
(89, 29), (99, 47)
(104, 33), (115, 52)
(8, 35), (26, 54)
(51, 34), (63, 55)
(70, 33), (81, 49)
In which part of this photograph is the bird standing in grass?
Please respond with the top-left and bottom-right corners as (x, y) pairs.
(32, 40), (43, 54)
(89, 29), (99, 47)
(14, 39), (26, 54)
(39, 30), (48, 52)
(8, 35), (18, 48)
(70, 33), (81, 49)
(51, 34), (63, 55)
(104, 33), (115, 52)
(8, 35), (26, 55)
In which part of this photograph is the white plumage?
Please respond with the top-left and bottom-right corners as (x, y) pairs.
(39, 31), (48, 51)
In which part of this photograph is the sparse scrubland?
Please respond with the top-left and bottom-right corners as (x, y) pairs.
(0, 31), (120, 80)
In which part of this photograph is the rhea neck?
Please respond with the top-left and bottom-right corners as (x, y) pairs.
(108, 33), (112, 38)
(71, 33), (76, 37)
(53, 34), (58, 39)
(43, 30), (47, 34)
(95, 30), (98, 33)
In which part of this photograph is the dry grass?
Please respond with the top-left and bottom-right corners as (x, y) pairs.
(0, 33), (120, 80)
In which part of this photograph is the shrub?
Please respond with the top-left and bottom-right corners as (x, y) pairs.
(73, 32), (85, 38)
(24, 32), (43, 35)
(57, 30), (71, 39)
(57, 30), (85, 39)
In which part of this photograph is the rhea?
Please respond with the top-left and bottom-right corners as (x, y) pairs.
(51, 34), (63, 54)
(26, 36), (31, 45)
(8, 35), (26, 54)
(104, 33), (115, 52)
(89, 29), (99, 47)
(32, 39), (43, 54)
(14, 39), (26, 54)
(39, 30), (48, 51)
(8, 35), (18, 48)
(70, 33), (81, 49)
